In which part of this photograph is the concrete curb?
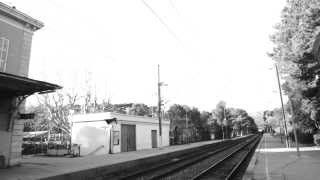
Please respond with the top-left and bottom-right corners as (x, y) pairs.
(243, 135), (264, 180)
(43, 140), (230, 180)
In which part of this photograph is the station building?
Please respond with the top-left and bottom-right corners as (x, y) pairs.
(70, 112), (170, 156)
(0, 3), (61, 168)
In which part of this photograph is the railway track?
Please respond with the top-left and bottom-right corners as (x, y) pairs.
(105, 134), (261, 180)
(191, 134), (261, 180)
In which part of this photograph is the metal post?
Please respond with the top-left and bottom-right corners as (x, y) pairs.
(185, 111), (188, 128)
(109, 126), (112, 154)
(224, 107), (228, 139)
(157, 65), (162, 147)
(275, 64), (289, 148)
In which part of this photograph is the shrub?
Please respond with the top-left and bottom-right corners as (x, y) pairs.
(313, 133), (320, 146)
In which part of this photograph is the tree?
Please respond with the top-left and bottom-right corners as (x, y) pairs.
(26, 89), (79, 145)
(227, 108), (248, 136)
(168, 104), (189, 144)
(24, 104), (50, 132)
(213, 101), (228, 139)
(168, 104), (187, 129)
(168, 104), (211, 143)
(198, 111), (211, 140)
(269, 0), (320, 135)
(129, 103), (151, 116)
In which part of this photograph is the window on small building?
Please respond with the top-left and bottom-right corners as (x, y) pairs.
(0, 37), (9, 72)
(113, 131), (120, 145)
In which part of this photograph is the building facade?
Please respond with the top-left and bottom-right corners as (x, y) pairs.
(71, 112), (170, 156)
(0, 3), (61, 168)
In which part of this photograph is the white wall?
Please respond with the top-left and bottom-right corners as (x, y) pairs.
(72, 121), (110, 156)
(70, 112), (170, 156)
(161, 124), (170, 147)
(111, 123), (121, 153)
(132, 122), (170, 150)
(136, 124), (157, 150)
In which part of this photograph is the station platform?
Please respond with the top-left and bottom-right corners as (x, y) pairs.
(0, 139), (222, 180)
(244, 133), (320, 180)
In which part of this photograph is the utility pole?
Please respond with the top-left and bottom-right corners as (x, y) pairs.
(222, 107), (226, 140)
(185, 111), (188, 128)
(157, 64), (163, 147)
(224, 107), (228, 138)
(275, 64), (290, 148)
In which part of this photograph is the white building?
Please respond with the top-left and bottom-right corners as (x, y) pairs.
(70, 112), (170, 156)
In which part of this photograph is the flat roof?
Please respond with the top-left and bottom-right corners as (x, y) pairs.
(71, 112), (170, 125)
(0, 2), (44, 30)
(0, 72), (62, 97)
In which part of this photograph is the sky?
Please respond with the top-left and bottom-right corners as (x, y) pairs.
(5, 0), (287, 113)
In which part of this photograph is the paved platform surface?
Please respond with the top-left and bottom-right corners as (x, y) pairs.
(244, 133), (320, 180)
(0, 139), (222, 180)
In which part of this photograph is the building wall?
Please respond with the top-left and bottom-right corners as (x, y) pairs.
(72, 121), (111, 156)
(0, 14), (34, 76)
(0, 97), (12, 168)
(109, 121), (170, 153)
(0, 3), (43, 168)
(162, 124), (170, 146)
(136, 123), (157, 150)
(0, 15), (33, 166)
(70, 112), (170, 155)
(112, 113), (170, 148)
(136, 123), (169, 150)
(111, 123), (121, 153)
(9, 118), (26, 166)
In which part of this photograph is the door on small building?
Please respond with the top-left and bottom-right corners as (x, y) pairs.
(121, 124), (136, 152)
(151, 130), (157, 148)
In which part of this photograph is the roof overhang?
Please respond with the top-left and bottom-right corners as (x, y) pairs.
(0, 72), (62, 97)
(0, 2), (44, 30)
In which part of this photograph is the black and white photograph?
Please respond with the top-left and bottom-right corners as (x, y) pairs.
(1, 0), (320, 179)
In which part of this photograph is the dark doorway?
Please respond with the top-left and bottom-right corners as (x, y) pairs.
(151, 130), (157, 148)
(121, 124), (136, 152)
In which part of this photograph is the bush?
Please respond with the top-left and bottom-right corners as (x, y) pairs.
(22, 143), (47, 155)
(288, 130), (314, 144)
(313, 133), (320, 146)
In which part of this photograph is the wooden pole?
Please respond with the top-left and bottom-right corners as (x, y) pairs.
(275, 64), (290, 148)
(157, 65), (162, 147)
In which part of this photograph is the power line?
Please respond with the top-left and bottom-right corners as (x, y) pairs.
(169, 0), (181, 16)
(141, 0), (181, 43)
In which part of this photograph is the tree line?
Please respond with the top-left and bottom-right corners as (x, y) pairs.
(168, 101), (258, 144)
(24, 89), (258, 145)
(268, 0), (320, 143)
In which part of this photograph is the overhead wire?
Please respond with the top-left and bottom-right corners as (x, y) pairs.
(141, 0), (181, 43)
(142, 0), (216, 109)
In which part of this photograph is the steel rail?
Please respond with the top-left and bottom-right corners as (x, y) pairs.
(150, 141), (243, 180)
(225, 136), (261, 180)
(118, 136), (253, 180)
(191, 135), (261, 180)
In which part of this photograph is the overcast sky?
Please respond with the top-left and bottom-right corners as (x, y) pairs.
(6, 0), (287, 113)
